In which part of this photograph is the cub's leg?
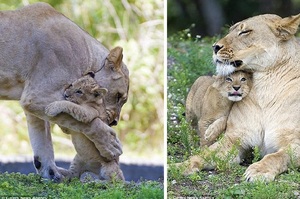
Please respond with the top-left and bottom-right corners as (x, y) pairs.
(204, 116), (227, 143)
(101, 160), (125, 181)
(67, 132), (125, 181)
(25, 113), (67, 182)
(45, 101), (98, 123)
(175, 135), (242, 176)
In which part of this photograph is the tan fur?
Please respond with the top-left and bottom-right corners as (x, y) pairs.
(45, 73), (124, 181)
(178, 13), (300, 182)
(45, 74), (108, 123)
(186, 71), (252, 146)
(69, 133), (125, 181)
(0, 3), (129, 181)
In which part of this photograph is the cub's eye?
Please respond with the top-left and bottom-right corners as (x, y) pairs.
(75, 90), (83, 94)
(226, 77), (233, 82)
(238, 30), (252, 36)
(241, 77), (246, 82)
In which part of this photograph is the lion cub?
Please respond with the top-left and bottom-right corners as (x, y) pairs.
(186, 71), (252, 146)
(45, 72), (124, 181)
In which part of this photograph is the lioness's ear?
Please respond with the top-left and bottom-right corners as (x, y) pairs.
(92, 87), (107, 98)
(273, 14), (300, 40)
(107, 46), (123, 71)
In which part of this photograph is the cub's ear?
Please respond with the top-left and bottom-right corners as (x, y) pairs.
(107, 46), (123, 71)
(272, 14), (300, 40)
(212, 75), (224, 88)
(85, 71), (95, 78)
(92, 87), (108, 98)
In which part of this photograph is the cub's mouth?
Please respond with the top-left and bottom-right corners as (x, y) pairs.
(228, 92), (242, 97)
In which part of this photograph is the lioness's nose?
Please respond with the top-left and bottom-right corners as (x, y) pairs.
(110, 119), (118, 126)
(212, 44), (223, 54)
(233, 86), (240, 91)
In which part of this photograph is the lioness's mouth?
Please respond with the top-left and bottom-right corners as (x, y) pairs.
(230, 60), (243, 67)
(216, 59), (243, 67)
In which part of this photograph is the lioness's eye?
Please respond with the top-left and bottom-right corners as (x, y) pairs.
(226, 77), (233, 82)
(116, 93), (122, 102)
(238, 30), (252, 36)
(241, 77), (246, 81)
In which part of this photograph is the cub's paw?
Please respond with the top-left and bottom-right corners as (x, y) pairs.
(101, 162), (125, 181)
(45, 102), (61, 117)
(244, 162), (276, 182)
(204, 129), (213, 141)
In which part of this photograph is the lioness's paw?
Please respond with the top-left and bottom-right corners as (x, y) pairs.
(171, 162), (199, 176)
(244, 162), (276, 182)
(45, 103), (60, 117)
(74, 114), (92, 123)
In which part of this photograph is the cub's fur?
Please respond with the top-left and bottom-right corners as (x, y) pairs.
(186, 71), (252, 146)
(45, 72), (108, 123)
(45, 72), (124, 181)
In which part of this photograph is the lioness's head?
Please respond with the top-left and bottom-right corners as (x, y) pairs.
(95, 46), (129, 126)
(64, 72), (107, 105)
(213, 14), (300, 75)
(213, 71), (252, 102)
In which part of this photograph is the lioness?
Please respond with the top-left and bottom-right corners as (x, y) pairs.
(0, 3), (129, 181)
(45, 72), (124, 181)
(177, 13), (300, 182)
(186, 71), (252, 146)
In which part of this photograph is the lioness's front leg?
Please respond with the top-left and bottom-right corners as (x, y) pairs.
(45, 101), (98, 123)
(25, 113), (67, 182)
(244, 149), (290, 182)
(21, 92), (122, 161)
(176, 135), (242, 175)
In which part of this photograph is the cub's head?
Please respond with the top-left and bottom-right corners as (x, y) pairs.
(213, 71), (252, 102)
(64, 72), (107, 105)
(212, 14), (300, 75)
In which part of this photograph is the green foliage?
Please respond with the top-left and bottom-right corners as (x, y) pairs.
(0, 0), (163, 159)
(252, 145), (261, 163)
(201, 140), (239, 172)
(0, 172), (163, 198)
(167, 31), (300, 198)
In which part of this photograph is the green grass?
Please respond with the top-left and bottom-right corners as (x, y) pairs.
(0, 172), (163, 199)
(167, 30), (300, 198)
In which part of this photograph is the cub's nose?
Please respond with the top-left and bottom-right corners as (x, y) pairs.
(233, 86), (241, 91)
(212, 44), (223, 54)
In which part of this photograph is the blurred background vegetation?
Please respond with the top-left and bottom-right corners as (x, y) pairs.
(0, 0), (164, 164)
(168, 0), (300, 37)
